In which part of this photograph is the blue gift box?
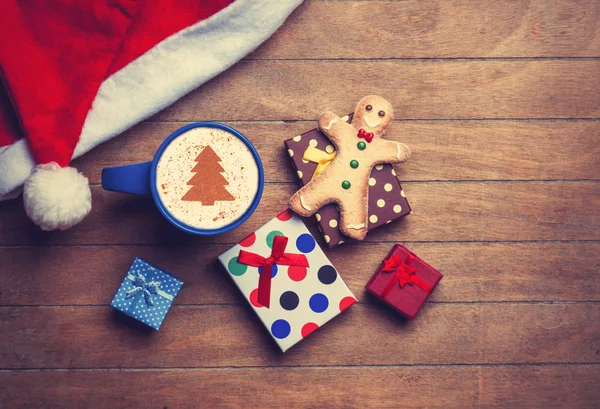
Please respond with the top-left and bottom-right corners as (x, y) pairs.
(110, 257), (183, 330)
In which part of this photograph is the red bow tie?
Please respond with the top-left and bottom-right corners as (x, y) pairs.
(237, 235), (309, 308)
(357, 128), (374, 143)
(380, 253), (432, 298)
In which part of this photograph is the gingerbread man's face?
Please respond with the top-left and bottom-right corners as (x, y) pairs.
(352, 95), (394, 138)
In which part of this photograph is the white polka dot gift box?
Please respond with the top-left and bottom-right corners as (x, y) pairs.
(284, 115), (411, 248)
(218, 209), (357, 352)
(110, 257), (183, 330)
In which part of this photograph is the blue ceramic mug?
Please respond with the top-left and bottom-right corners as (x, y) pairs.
(102, 122), (264, 235)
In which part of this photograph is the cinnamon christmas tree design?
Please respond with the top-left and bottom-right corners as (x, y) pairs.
(181, 146), (235, 205)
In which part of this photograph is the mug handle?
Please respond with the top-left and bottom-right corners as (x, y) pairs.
(102, 162), (153, 196)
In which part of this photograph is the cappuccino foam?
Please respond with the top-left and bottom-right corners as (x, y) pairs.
(155, 127), (260, 230)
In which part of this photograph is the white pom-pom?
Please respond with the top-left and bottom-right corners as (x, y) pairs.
(23, 163), (92, 231)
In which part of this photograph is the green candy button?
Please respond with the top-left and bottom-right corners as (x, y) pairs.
(357, 141), (367, 150)
(350, 160), (359, 169)
(342, 180), (351, 189)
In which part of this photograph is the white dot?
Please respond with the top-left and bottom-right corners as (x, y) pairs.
(297, 170), (303, 179)
(393, 205), (402, 213)
(338, 240), (345, 245)
(400, 190), (406, 197)
(288, 149), (294, 157)
(325, 145), (335, 153)
(329, 219), (338, 228)
(384, 183), (393, 192)
(368, 178), (376, 186)
(315, 213), (321, 221)
(386, 220), (393, 224)
(293, 135), (302, 142)
(309, 139), (318, 147)
(324, 235), (330, 243)
(391, 168), (397, 176)
(377, 199), (385, 208)
(369, 215), (378, 223)
(375, 164), (384, 171)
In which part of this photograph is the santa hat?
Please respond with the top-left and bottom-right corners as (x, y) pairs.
(0, 0), (302, 230)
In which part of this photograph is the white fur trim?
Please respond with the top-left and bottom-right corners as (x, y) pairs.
(0, 0), (303, 198)
(23, 164), (92, 230)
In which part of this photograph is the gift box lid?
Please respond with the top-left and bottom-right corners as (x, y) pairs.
(218, 210), (357, 352)
(284, 116), (411, 248)
(366, 244), (443, 319)
(110, 257), (183, 330)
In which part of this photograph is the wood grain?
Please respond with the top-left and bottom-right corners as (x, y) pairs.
(3, 1), (600, 406)
(1, 242), (598, 306)
(1, 182), (598, 245)
(153, 60), (600, 121)
(1, 304), (598, 368)
(2, 366), (598, 409)
(250, 0), (600, 59)
(74, 120), (600, 184)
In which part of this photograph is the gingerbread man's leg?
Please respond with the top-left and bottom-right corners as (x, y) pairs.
(289, 175), (339, 217)
(338, 195), (369, 240)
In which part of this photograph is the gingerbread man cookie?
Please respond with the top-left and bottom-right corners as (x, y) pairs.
(289, 95), (410, 240)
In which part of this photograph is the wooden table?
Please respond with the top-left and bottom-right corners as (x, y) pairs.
(2, 1), (599, 407)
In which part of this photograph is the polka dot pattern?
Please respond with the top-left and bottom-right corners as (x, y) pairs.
(339, 296), (357, 312)
(218, 206), (358, 351)
(280, 291), (299, 311)
(271, 319), (291, 339)
(309, 139), (318, 147)
(301, 322), (319, 338)
(276, 209), (294, 221)
(326, 145), (335, 153)
(258, 264), (278, 278)
(369, 215), (378, 224)
(384, 183), (393, 192)
(377, 199), (385, 208)
(296, 233), (316, 253)
(309, 293), (329, 313)
(318, 265), (337, 285)
(266, 230), (284, 248)
(393, 205), (402, 213)
(228, 257), (248, 276)
(329, 219), (338, 228)
(239, 232), (256, 247)
(110, 257), (183, 330)
(368, 178), (376, 186)
(288, 265), (307, 282)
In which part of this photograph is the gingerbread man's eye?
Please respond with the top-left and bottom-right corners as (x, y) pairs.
(378, 110), (385, 117)
(366, 105), (372, 111)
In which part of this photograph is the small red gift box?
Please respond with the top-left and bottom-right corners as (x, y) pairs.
(366, 244), (443, 319)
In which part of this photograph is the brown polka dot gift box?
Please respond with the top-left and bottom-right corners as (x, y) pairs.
(284, 114), (411, 248)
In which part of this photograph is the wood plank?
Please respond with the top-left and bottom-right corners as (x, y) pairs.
(1, 304), (597, 368)
(2, 243), (598, 305)
(152, 60), (600, 121)
(250, 0), (600, 59)
(2, 366), (598, 408)
(74, 120), (600, 184)
(0, 182), (598, 245)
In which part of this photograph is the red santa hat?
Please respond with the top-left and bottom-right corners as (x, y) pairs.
(0, 0), (302, 230)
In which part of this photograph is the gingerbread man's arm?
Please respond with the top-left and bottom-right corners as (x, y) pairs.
(318, 111), (353, 146)
(371, 139), (411, 164)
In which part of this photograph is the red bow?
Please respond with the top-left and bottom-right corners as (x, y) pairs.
(237, 235), (309, 308)
(357, 128), (374, 143)
(380, 253), (432, 298)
